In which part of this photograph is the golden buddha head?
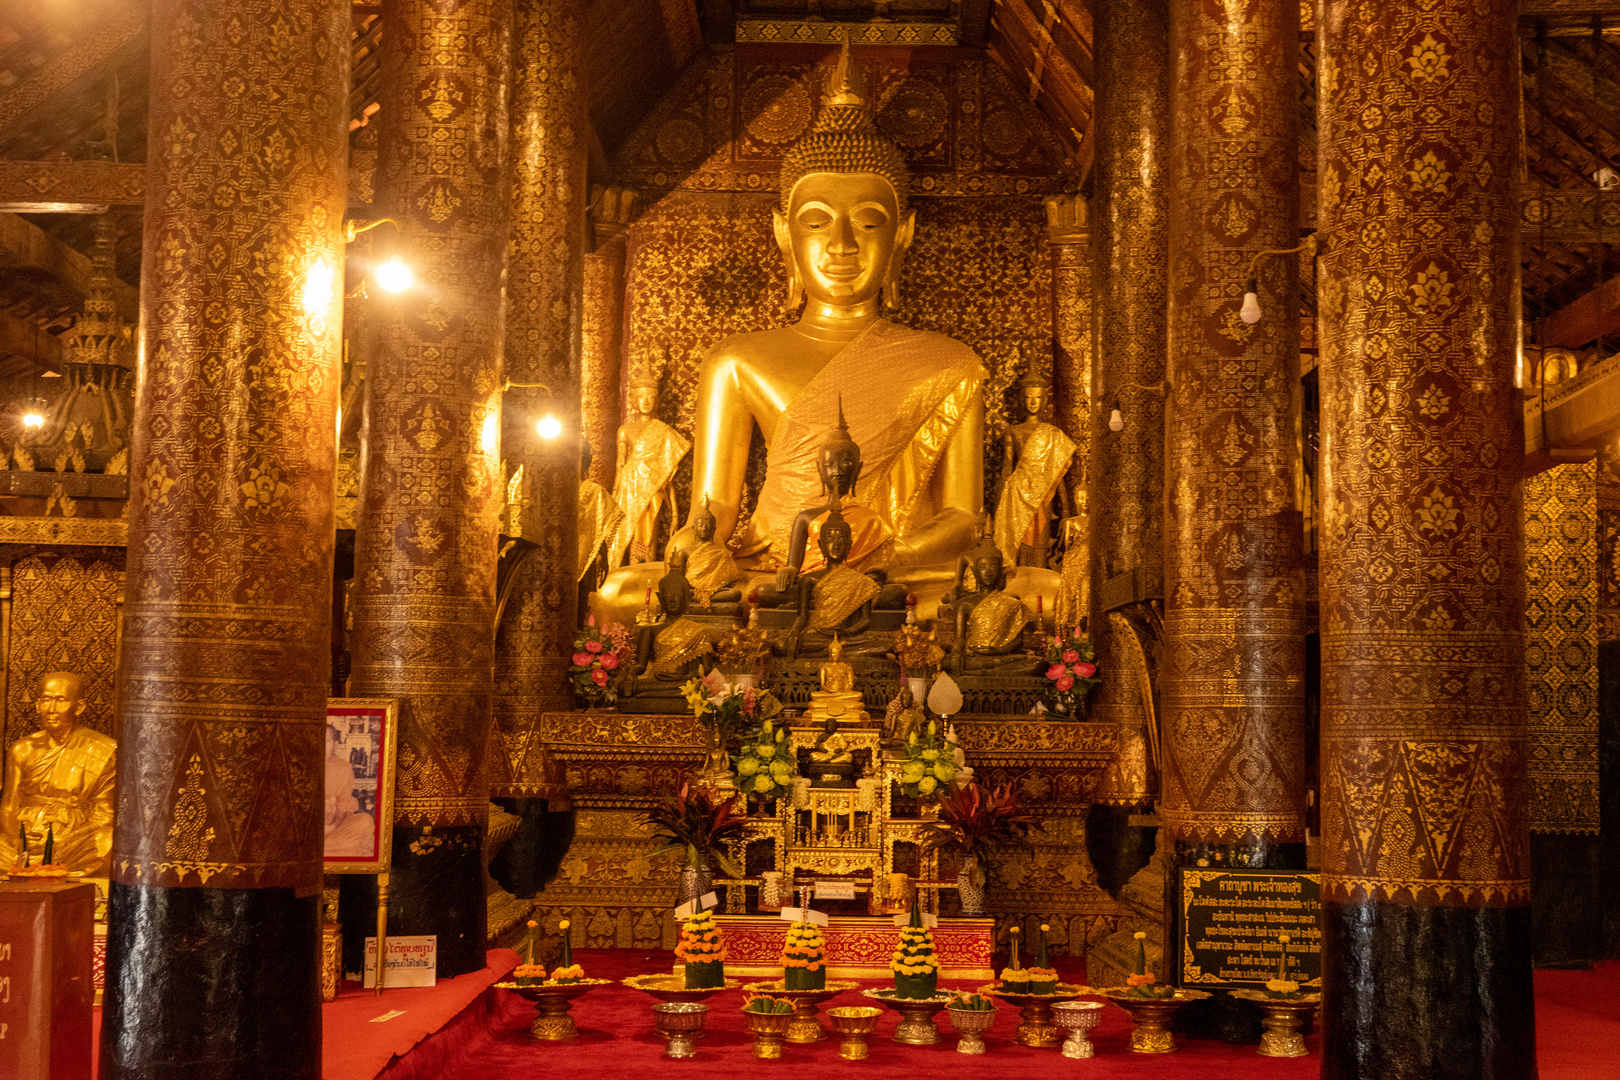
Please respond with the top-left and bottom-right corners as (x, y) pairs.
(1015, 370), (1054, 422)
(776, 40), (914, 311)
(626, 375), (660, 419)
(35, 671), (86, 739)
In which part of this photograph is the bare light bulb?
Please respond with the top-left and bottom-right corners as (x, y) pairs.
(1239, 277), (1261, 324)
(375, 256), (413, 294)
(21, 412), (44, 429)
(536, 414), (562, 440)
(1108, 407), (1124, 432)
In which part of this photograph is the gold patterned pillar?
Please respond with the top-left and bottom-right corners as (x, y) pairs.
(490, 0), (589, 800)
(1045, 193), (1091, 631)
(349, 0), (512, 979)
(1161, 1), (1306, 864)
(1318, 3), (1531, 1076)
(1088, 0), (1169, 818)
(582, 186), (636, 489)
(103, 0), (348, 1075)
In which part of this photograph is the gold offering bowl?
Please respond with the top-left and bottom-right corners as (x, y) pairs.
(1100, 987), (1212, 1053)
(651, 1002), (709, 1059)
(827, 1006), (884, 1060)
(741, 1007), (795, 1059)
(742, 979), (858, 1043)
(1051, 1000), (1106, 1058)
(978, 983), (1090, 1048)
(1232, 990), (1322, 1057)
(495, 978), (613, 1041)
(944, 1004), (997, 1055)
(862, 988), (956, 1046)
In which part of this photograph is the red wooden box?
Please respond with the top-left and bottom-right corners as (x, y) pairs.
(0, 881), (96, 1080)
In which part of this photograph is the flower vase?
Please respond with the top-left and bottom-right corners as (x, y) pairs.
(907, 676), (930, 709)
(677, 858), (712, 907)
(957, 856), (986, 916)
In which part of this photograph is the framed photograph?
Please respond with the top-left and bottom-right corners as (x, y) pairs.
(323, 698), (398, 875)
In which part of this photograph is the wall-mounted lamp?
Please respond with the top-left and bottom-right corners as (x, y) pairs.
(1240, 233), (1317, 325)
(1105, 380), (1168, 434)
(344, 218), (414, 296)
(21, 412), (44, 429)
(505, 379), (562, 440)
(1108, 402), (1124, 432)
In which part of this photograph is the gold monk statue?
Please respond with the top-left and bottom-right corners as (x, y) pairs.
(611, 374), (690, 565)
(809, 717), (854, 763)
(993, 370), (1075, 569)
(0, 672), (116, 875)
(591, 41), (1060, 626)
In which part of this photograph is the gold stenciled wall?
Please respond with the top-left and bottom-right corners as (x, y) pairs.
(615, 45), (1075, 528)
(3, 552), (123, 753)
(1523, 461), (1600, 835)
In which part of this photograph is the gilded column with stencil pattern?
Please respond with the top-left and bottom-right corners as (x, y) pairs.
(1046, 193), (1091, 631)
(1317, 3), (1531, 1076)
(1087, 0), (1169, 887)
(1161, 0), (1306, 859)
(491, 0), (588, 800)
(102, 0), (348, 1075)
(581, 186), (636, 491)
(349, 0), (512, 978)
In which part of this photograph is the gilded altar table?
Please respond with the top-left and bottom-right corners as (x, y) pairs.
(710, 915), (994, 979)
(526, 712), (1122, 954)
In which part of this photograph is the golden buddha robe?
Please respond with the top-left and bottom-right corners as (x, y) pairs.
(808, 564), (882, 632)
(993, 421), (1076, 568)
(577, 478), (624, 581)
(685, 541), (741, 607)
(965, 591), (1032, 653)
(740, 320), (984, 561)
(0, 726), (116, 875)
(646, 618), (714, 678)
(797, 496), (894, 575)
(611, 419), (690, 564)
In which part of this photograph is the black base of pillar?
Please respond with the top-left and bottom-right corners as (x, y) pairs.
(490, 798), (576, 898)
(1085, 802), (1158, 897)
(100, 882), (320, 1080)
(388, 823), (488, 978)
(1531, 832), (1602, 967)
(1322, 899), (1536, 1080)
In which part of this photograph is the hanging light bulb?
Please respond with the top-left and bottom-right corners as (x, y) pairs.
(536, 413), (562, 440)
(1240, 277), (1261, 324)
(1108, 401), (1124, 432)
(21, 412), (44, 429)
(375, 256), (413, 294)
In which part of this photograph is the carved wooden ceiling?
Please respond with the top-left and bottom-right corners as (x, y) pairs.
(0, 0), (1617, 383)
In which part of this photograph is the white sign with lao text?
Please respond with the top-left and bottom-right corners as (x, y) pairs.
(364, 935), (437, 989)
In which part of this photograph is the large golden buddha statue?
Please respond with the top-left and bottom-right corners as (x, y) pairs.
(593, 41), (1059, 625)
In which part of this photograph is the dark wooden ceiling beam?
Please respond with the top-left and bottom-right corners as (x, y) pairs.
(0, 161), (145, 213)
(697, 0), (736, 45)
(959, 0), (994, 48)
(0, 4), (146, 136)
(0, 309), (63, 373)
(0, 213), (138, 322)
(1543, 274), (1620, 347)
(1521, 1), (1620, 17)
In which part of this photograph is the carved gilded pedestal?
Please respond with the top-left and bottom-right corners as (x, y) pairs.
(102, 1), (348, 1076)
(1317, 4), (1531, 1077)
(349, 0), (511, 980)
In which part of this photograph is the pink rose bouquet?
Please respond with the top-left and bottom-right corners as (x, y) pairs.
(1041, 626), (1100, 717)
(569, 614), (630, 707)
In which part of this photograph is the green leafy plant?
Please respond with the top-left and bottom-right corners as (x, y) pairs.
(918, 781), (1042, 887)
(636, 780), (749, 877)
(742, 994), (794, 1014)
(948, 992), (996, 1011)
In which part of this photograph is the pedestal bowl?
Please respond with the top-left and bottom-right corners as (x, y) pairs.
(741, 979), (858, 1043)
(826, 1006), (883, 1060)
(978, 983), (1089, 1048)
(1051, 999), (1106, 1058)
(1232, 990), (1322, 1057)
(862, 988), (955, 1045)
(1100, 987), (1211, 1053)
(651, 1002), (708, 1059)
(741, 1008), (794, 1059)
(944, 1005), (997, 1054)
(494, 978), (613, 1041)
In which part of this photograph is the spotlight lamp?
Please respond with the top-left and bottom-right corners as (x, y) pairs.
(374, 256), (413, 294)
(1240, 233), (1317, 326)
(504, 378), (563, 441)
(22, 411), (44, 429)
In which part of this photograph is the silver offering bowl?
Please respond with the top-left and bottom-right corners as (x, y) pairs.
(1052, 999), (1106, 1058)
(945, 1005), (997, 1054)
(652, 1001), (710, 1059)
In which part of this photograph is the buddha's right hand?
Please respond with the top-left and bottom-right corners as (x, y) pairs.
(776, 566), (799, 592)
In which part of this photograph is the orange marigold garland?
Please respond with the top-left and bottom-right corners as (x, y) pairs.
(676, 907), (728, 989)
(782, 920), (826, 990)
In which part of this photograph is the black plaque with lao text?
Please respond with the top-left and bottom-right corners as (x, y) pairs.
(1176, 869), (1321, 991)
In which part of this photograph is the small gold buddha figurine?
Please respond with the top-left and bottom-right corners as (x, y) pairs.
(0, 671), (116, 876)
(804, 634), (870, 723)
(610, 371), (690, 565)
(994, 370), (1076, 569)
(576, 443), (624, 586)
(685, 494), (743, 610)
(948, 548), (1034, 675)
(809, 717), (854, 764)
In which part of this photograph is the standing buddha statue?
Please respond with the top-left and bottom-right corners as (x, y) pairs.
(993, 370), (1076, 569)
(610, 374), (689, 565)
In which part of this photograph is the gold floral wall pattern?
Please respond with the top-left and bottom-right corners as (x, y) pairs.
(1523, 461), (1599, 835)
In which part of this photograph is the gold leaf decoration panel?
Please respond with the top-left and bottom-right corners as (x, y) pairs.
(5, 554), (122, 751)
